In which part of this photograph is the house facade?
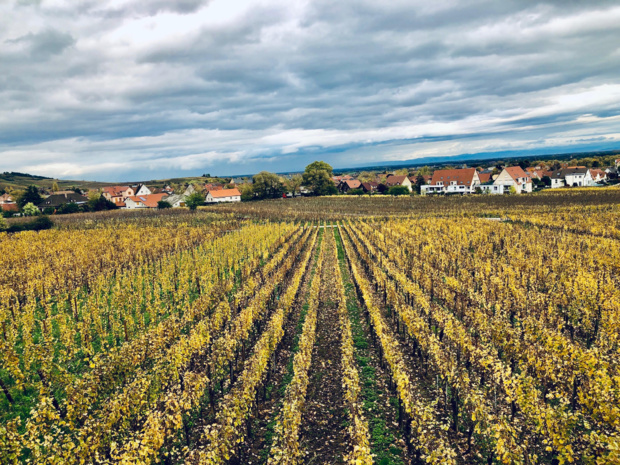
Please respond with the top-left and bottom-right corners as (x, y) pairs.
(421, 168), (480, 194)
(563, 167), (592, 187)
(494, 166), (533, 193)
(132, 184), (152, 196)
(206, 188), (241, 203)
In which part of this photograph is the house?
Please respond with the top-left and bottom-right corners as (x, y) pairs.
(183, 184), (202, 197)
(565, 167), (593, 187)
(123, 193), (168, 209)
(361, 181), (379, 193)
(131, 184), (152, 196)
(339, 180), (362, 193)
(590, 169), (607, 183)
(38, 193), (88, 210)
(493, 166), (533, 194)
(102, 186), (135, 206)
(206, 188), (241, 203)
(421, 168), (480, 194)
(385, 175), (412, 192)
(164, 194), (187, 208)
(548, 166), (593, 188)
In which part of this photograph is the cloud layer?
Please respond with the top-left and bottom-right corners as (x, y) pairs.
(1, 0), (619, 180)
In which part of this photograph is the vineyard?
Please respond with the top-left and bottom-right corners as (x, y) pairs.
(1, 192), (620, 464)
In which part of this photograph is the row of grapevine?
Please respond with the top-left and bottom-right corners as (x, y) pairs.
(267, 229), (325, 464)
(187, 227), (320, 464)
(344, 218), (620, 463)
(339, 224), (458, 464)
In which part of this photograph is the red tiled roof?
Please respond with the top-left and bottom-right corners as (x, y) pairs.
(125, 193), (167, 208)
(342, 180), (361, 189)
(103, 186), (132, 197)
(429, 168), (477, 187)
(503, 166), (531, 185)
(386, 175), (408, 186)
(208, 188), (241, 198)
(478, 172), (492, 183)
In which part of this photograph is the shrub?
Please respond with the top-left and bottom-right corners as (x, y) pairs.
(387, 185), (410, 196)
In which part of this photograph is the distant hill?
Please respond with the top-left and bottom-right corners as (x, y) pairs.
(0, 172), (115, 192)
(0, 172), (236, 193)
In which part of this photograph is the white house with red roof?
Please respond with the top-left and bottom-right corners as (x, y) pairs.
(205, 188), (241, 203)
(421, 168), (480, 194)
(493, 166), (533, 193)
(123, 193), (168, 209)
(385, 175), (412, 192)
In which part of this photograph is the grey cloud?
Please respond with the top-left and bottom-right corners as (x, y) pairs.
(0, 0), (619, 179)
(7, 29), (75, 57)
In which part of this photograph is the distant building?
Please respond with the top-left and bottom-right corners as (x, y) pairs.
(339, 180), (362, 193)
(422, 168), (480, 194)
(385, 175), (412, 192)
(548, 166), (593, 188)
(206, 188), (241, 203)
(123, 193), (168, 209)
(38, 193), (88, 211)
(361, 181), (379, 193)
(102, 186), (135, 207)
(493, 166), (533, 194)
(131, 184), (152, 196)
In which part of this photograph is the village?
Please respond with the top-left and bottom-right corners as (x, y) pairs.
(0, 157), (619, 217)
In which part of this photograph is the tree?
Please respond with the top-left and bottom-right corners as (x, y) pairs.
(18, 185), (42, 209)
(0, 216), (7, 231)
(394, 168), (409, 176)
(518, 159), (531, 170)
(157, 200), (172, 209)
(416, 166), (432, 176)
(23, 202), (40, 216)
(239, 183), (254, 201)
(87, 192), (116, 212)
(52, 181), (59, 193)
(186, 192), (205, 211)
(252, 171), (283, 199)
(57, 203), (80, 214)
(414, 175), (426, 194)
(357, 171), (375, 183)
(507, 185), (517, 195)
(347, 188), (364, 196)
(302, 161), (337, 196)
(387, 185), (410, 196)
(285, 174), (303, 197)
(541, 176), (551, 187)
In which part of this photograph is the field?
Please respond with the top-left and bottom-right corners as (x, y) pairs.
(1, 189), (620, 464)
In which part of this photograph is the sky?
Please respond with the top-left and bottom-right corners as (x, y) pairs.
(0, 0), (619, 181)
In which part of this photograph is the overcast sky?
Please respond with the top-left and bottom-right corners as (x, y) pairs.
(1, 0), (619, 181)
